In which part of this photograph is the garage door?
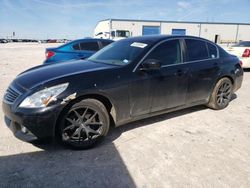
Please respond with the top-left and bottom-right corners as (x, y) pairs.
(172, 29), (186, 35)
(142, 26), (160, 35)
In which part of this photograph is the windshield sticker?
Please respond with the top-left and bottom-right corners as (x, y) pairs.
(130, 42), (148, 48)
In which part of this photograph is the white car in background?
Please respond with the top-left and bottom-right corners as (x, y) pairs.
(225, 41), (250, 68)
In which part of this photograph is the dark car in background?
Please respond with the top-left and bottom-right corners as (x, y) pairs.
(2, 35), (243, 149)
(0, 39), (8, 43)
(44, 38), (113, 64)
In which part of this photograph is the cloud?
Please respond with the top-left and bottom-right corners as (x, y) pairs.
(177, 1), (192, 9)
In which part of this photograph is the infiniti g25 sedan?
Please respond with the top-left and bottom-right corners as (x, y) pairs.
(2, 35), (243, 149)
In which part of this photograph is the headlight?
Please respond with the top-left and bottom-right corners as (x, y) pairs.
(19, 83), (69, 108)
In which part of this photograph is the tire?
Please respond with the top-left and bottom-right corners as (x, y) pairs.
(58, 99), (110, 149)
(207, 77), (233, 110)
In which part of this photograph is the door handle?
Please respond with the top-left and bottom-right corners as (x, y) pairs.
(174, 69), (185, 76)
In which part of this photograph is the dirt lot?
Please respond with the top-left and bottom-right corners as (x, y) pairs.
(0, 43), (250, 188)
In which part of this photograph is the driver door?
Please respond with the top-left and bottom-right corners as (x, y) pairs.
(129, 39), (189, 117)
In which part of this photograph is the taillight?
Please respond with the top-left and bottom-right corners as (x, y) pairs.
(242, 49), (250, 57)
(45, 51), (55, 59)
(239, 60), (243, 67)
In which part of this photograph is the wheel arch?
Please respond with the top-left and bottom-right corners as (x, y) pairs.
(217, 75), (234, 85)
(54, 93), (117, 138)
(207, 74), (234, 103)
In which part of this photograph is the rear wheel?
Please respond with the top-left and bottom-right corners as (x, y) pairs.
(59, 99), (110, 149)
(207, 77), (233, 110)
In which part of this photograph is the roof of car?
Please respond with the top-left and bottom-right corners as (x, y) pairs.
(123, 35), (212, 44)
(72, 38), (113, 43)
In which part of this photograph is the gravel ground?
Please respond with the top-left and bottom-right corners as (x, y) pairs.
(0, 43), (250, 188)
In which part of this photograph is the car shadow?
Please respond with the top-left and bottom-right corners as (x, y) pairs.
(243, 68), (250, 72)
(104, 105), (207, 145)
(0, 103), (232, 187)
(0, 142), (136, 187)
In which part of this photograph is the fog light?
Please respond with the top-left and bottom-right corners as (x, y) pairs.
(21, 125), (28, 134)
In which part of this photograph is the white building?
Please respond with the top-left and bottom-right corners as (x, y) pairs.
(94, 18), (250, 43)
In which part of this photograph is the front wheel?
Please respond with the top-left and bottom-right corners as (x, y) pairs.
(58, 99), (110, 149)
(207, 77), (233, 110)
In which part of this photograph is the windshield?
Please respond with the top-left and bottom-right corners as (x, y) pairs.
(232, 41), (250, 47)
(88, 40), (149, 65)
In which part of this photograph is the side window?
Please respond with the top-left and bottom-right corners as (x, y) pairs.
(207, 42), (218, 58)
(219, 47), (229, 57)
(146, 40), (181, 66)
(101, 41), (112, 48)
(185, 39), (209, 61)
(80, 42), (99, 51)
(72, 43), (80, 50)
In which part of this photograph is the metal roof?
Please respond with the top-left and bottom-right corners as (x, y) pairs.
(98, 18), (250, 26)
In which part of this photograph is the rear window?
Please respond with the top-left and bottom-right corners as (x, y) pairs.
(80, 42), (99, 51)
(207, 43), (218, 58)
(219, 47), (229, 57)
(185, 39), (209, 61)
(101, 41), (112, 48)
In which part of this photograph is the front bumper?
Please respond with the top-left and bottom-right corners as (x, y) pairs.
(2, 101), (64, 142)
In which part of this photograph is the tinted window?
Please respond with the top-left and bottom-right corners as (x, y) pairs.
(80, 42), (99, 51)
(145, 40), (181, 66)
(101, 41), (112, 48)
(219, 47), (229, 57)
(89, 40), (150, 66)
(72, 43), (80, 50)
(185, 39), (209, 61)
(207, 43), (217, 58)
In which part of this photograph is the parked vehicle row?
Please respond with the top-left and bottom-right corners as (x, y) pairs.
(2, 35), (243, 149)
(0, 39), (8, 43)
(0, 38), (69, 43)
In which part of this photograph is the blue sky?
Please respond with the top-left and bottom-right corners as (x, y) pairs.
(0, 0), (249, 39)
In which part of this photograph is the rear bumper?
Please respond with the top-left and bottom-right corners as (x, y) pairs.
(240, 58), (250, 68)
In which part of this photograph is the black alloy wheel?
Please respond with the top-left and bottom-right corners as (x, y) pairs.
(216, 81), (232, 107)
(207, 77), (233, 110)
(59, 99), (110, 149)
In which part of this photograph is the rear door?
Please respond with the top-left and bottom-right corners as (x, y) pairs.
(184, 39), (220, 103)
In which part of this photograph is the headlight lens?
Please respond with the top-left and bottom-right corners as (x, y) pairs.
(19, 83), (69, 108)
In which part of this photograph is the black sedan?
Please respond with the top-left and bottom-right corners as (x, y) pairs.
(2, 35), (243, 149)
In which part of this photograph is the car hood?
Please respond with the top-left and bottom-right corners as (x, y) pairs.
(15, 60), (115, 90)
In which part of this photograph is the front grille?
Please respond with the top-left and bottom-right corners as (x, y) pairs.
(4, 86), (21, 104)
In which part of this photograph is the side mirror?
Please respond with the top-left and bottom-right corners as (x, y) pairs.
(140, 59), (161, 71)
